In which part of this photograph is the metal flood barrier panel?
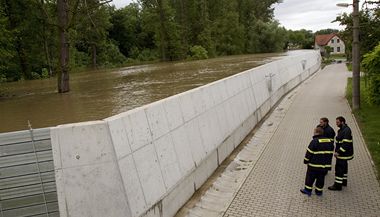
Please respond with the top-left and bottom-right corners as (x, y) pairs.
(0, 128), (59, 217)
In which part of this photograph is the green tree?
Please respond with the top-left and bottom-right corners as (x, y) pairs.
(286, 29), (314, 49)
(315, 28), (339, 35)
(109, 3), (154, 59)
(362, 43), (380, 105)
(1, 0), (51, 80)
(0, 8), (16, 82)
(139, 0), (183, 60)
(73, 1), (123, 68)
(211, 0), (244, 55)
(334, 2), (380, 60)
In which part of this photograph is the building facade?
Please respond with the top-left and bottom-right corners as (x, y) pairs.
(315, 33), (345, 55)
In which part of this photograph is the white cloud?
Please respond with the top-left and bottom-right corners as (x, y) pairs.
(274, 0), (352, 31)
(112, 0), (133, 8)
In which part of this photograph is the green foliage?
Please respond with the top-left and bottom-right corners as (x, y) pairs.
(325, 46), (332, 57)
(334, 3), (380, 61)
(286, 29), (314, 49)
(41, 68), (49, 78)
(346, 63), (352, 71)
(0, 73), (6, 83)
(31, 71), (41, 79)
(137, 49), (158, 61)
(346, 77), (380, 176)
(362, 43), (380, 105)
(98, 42), (127, 67)
(322, 58), (334, 66)
(315, 29), (339, 35)
(189, 45), (208, 60)
(0, 8), (15, 82)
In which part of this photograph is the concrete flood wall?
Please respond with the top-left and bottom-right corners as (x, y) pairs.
(51, 51), (321, 217)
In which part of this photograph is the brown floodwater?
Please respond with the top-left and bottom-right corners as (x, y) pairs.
(0, 51), (304, 133)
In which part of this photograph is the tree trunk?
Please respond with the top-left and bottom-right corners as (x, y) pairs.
(92, 44), (97, 69)
(157, 0), (167, 61)
(15, 41), (30, 79)
(40, 0), (53, 76)
(43, 35), (53, 77)
(57, 0), (70, 93)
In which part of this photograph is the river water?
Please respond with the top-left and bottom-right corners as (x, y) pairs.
(0, 52), (303, 133)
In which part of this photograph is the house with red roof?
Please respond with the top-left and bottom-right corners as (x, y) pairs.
(315, 33), (345, 55)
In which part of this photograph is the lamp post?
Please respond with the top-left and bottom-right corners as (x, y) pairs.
(337, 0), (360, 110)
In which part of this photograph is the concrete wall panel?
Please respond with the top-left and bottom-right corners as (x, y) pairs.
(126, 108), (152, 152)
(209, 82), (224, 106)
(118, 155), (147, 217)
(215, 103), (229, 140)
(201, 86), (215, 111)
(106, 115), (132, 160)
(55, 121), (115, 168)
(161, 172), (196, 217)
(154, 134), (182, 190)
(145, 103), (170, 140)
(201, 109), (223, 151)
(55, 162), (131, 217)
(50, 128), (62, 169)
(184, 119), (206, 166)
(191, 89), (206, 116)
(170, 126), (195, 175)
(162, 96), (184, 131)
(133, 144), (166, 206)
(179, 91), (197, 122)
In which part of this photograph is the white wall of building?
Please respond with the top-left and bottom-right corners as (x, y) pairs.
(327, 36), (345, 54)
(51, 51), (321, 217)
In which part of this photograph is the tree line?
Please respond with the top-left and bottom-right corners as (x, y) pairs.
(0, 0), (334, 93)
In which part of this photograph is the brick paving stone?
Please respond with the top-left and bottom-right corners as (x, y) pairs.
(223, 64), (380, 217)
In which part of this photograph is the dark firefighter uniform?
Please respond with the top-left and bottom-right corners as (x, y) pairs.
(317, 124), (336, 141)
(302, 136), (334, 195)
(333, 124), (354, 188)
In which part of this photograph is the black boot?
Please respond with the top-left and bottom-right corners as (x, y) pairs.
(300, 188), (312, 196)
(328, 184), (342, 191)
(342, 180), (347, 187)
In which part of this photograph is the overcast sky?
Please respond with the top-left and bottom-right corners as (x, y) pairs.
(111, 0), (352, 32)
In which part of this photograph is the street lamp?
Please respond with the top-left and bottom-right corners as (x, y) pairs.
(337, 0), (360, 110)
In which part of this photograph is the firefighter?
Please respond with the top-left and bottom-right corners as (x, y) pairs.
(300, 127), (334, 196)
(328, 116), (354, 191)
(317, 117), (336, 141)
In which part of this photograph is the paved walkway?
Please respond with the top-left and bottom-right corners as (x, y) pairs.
(223, 64), (380, 217)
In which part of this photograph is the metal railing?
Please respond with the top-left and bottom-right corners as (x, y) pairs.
(0, 127), (59, 217)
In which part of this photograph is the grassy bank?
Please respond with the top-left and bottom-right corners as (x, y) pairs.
(346, 77), (380, 177)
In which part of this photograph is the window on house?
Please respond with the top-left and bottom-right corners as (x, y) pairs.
(337, 39), (340, 43)
(331, 39), (334, 43)
(337, 47), (341, 53)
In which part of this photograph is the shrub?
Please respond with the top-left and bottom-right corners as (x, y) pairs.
(362, 43), (380, 105)
(189, 45), (208, 60)
(31, 71), (41, 79)
(41, 68), (49, 78)
(0, 73), (6, 83)
(137, 49), (158, 61)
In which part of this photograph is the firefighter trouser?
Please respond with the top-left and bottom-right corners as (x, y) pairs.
(335, 159), (348, 186)
(304, 168), (328, 193)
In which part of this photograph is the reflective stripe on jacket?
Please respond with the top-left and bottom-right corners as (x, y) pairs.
(304, 135), (335, 171)
(335, 124), (354, 160)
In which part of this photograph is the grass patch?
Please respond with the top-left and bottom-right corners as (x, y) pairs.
(346, 63), (352, 71)
(330, 53), (346, 59)
(346, 77), (380, 177)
